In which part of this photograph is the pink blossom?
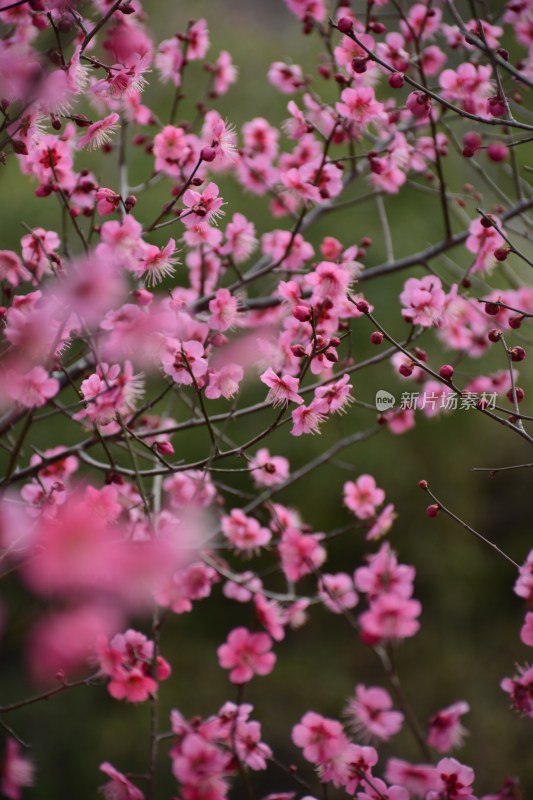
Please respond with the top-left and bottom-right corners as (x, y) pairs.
(260, 367), (303, 407)
(100, 762), (144, 800)
(221, 509), (272, 553)
(292, 712), (345, 764)
(221, 213), (257, 263)
(138, 239), (178, 286)
(501, 663), (533, 718)
(345, 685), (404, 742)
(465, 216), (506, 275)
(344, 475), (385, 520)
(205, 364), (243, 400)
(336, 87), (385, 132)
(208, 288), (240, 331)
(254, 593), (285, 641)
(427, 701), (470, 753)
(6, 366), (59, 408)
(314, 374), (354, 415)
(426, 757), (476, 800)
(0, 250), (27, 285)
(278, 527), (326, 582)
(366, 504), (396, 541)
(213, 50), (238, 96)
(354, 543), (415, 600)
(400, 275), (446, 327)
(163, 470), (217, 509)
(77, 112), (120, 149)
(182, 182), (225, 228)
(95, 188), (121, 216)
(217, 627), (276, 683)
(249, 448), (290, 487)
(359, 593), (422, 643)
(186, 19), (210, 60)
(268, 62), (304, 94)
(1, 740), (34, 800)
(261, 229), (314, 271)
(521, 612), (533, 646)
(161, 339), (208, 385)
(291, 401), (326, 436)
(385, 759), (440, 796)
(319, 573), (359, 613)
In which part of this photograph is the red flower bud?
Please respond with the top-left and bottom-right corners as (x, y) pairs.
(426, 504), (440, 518)
(370, 331), (384, 345)
(200, 146), (217, 162)
(488, 329), (502, 342)
(337, 16), (353, 33)
(292, 305), (312, 322)
(507, 387), (524, 404)
(439, 364), (454, 380)
(510, 346), (526, 362)
(388, 72), (405, 89)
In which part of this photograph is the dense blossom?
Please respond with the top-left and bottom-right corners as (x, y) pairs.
(0, 2), (531, 798)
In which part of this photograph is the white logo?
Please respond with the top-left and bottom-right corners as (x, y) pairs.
(375, 390), (396, 413)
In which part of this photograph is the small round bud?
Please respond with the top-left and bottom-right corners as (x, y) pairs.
(329, 336), (341, 348)
(356, 300), (369, 313)
(439, 364), (454, 380)
(487, 142), (509, 163)
(290, 344), (307, 358)
(418, 480), (428, 490)
(337, 16), (353, 33)
(370, 331), (384, 345)
(480, 215), (494, 229)
(369, 21), (386, 34)
(413, 347), (427, 362)
(497, 47), (509, 61)
(360, 237), (372, 247)
(510, 346), (526, 362)
(507, 387), (525, 404)
(509, 315), (523, 330)
(399, 362), (414, 377)
(11, 139), (28, 155)
(292, 304), (312, 323)
(494, 246), (510, 262)
(426, 504), (440, 518)
(325, 348), (339, 363)
(124, 194), (137, 211)
(484, 302), (500, 316)
(388, 72), (405, 89)
(488, 328), (502, 342)
(351, 57), (368, 74)
(200, 145), (216, 162)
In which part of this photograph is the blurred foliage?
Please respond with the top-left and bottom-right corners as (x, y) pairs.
(1, 1), (533, 798)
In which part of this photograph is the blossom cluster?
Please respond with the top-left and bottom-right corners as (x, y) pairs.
(0, 0), (532, 798)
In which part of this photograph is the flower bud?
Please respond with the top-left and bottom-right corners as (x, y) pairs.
(388, 72), (405, 89)
(155, 440), (175, 456)
(418, 480), (428, 490)
(370, 331), (384, 345)
(509, 315), (523, 330)
(292, 304), (312, 322)
(488, 329), (502, 342)
(201, 145), (217, 162)
(439, 364), (454, 380)
(507, 387), (524, 404)
(426, 504), (440, 518)
(337, 17), (353, 33)
(510, 346), (526, 362)
(356, 300), (369, 313)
